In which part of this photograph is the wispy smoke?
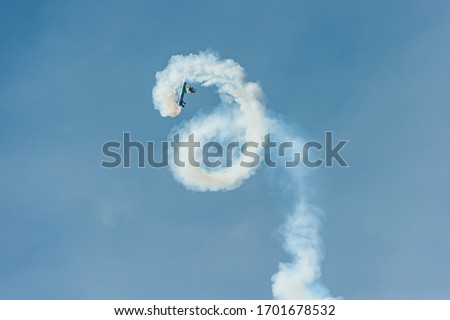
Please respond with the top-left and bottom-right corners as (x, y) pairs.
(152, 51), (332, 299)
(272, 196), (330, 299)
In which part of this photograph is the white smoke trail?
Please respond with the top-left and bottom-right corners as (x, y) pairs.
(271, 192), (330, 299)
(153, 52), (267, 191)
(152, 52), (332, 299)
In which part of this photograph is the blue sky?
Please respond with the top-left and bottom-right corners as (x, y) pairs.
(1, 0), (449, 299)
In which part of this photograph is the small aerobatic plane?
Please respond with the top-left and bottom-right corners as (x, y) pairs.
(177, 81), (196, 107)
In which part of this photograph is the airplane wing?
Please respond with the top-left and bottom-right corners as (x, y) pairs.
(176, 81), (196, 108)
(177, 81), (187, 107)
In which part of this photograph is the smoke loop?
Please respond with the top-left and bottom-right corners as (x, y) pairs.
(152, 52), (332, 299)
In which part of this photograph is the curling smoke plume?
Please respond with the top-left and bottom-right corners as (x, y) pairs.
(152, 52), (332, 299)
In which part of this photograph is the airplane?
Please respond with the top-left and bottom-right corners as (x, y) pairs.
(176, 81), (196, 107)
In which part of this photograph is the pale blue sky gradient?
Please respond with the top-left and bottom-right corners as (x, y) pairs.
(1, 0), (449, 299)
